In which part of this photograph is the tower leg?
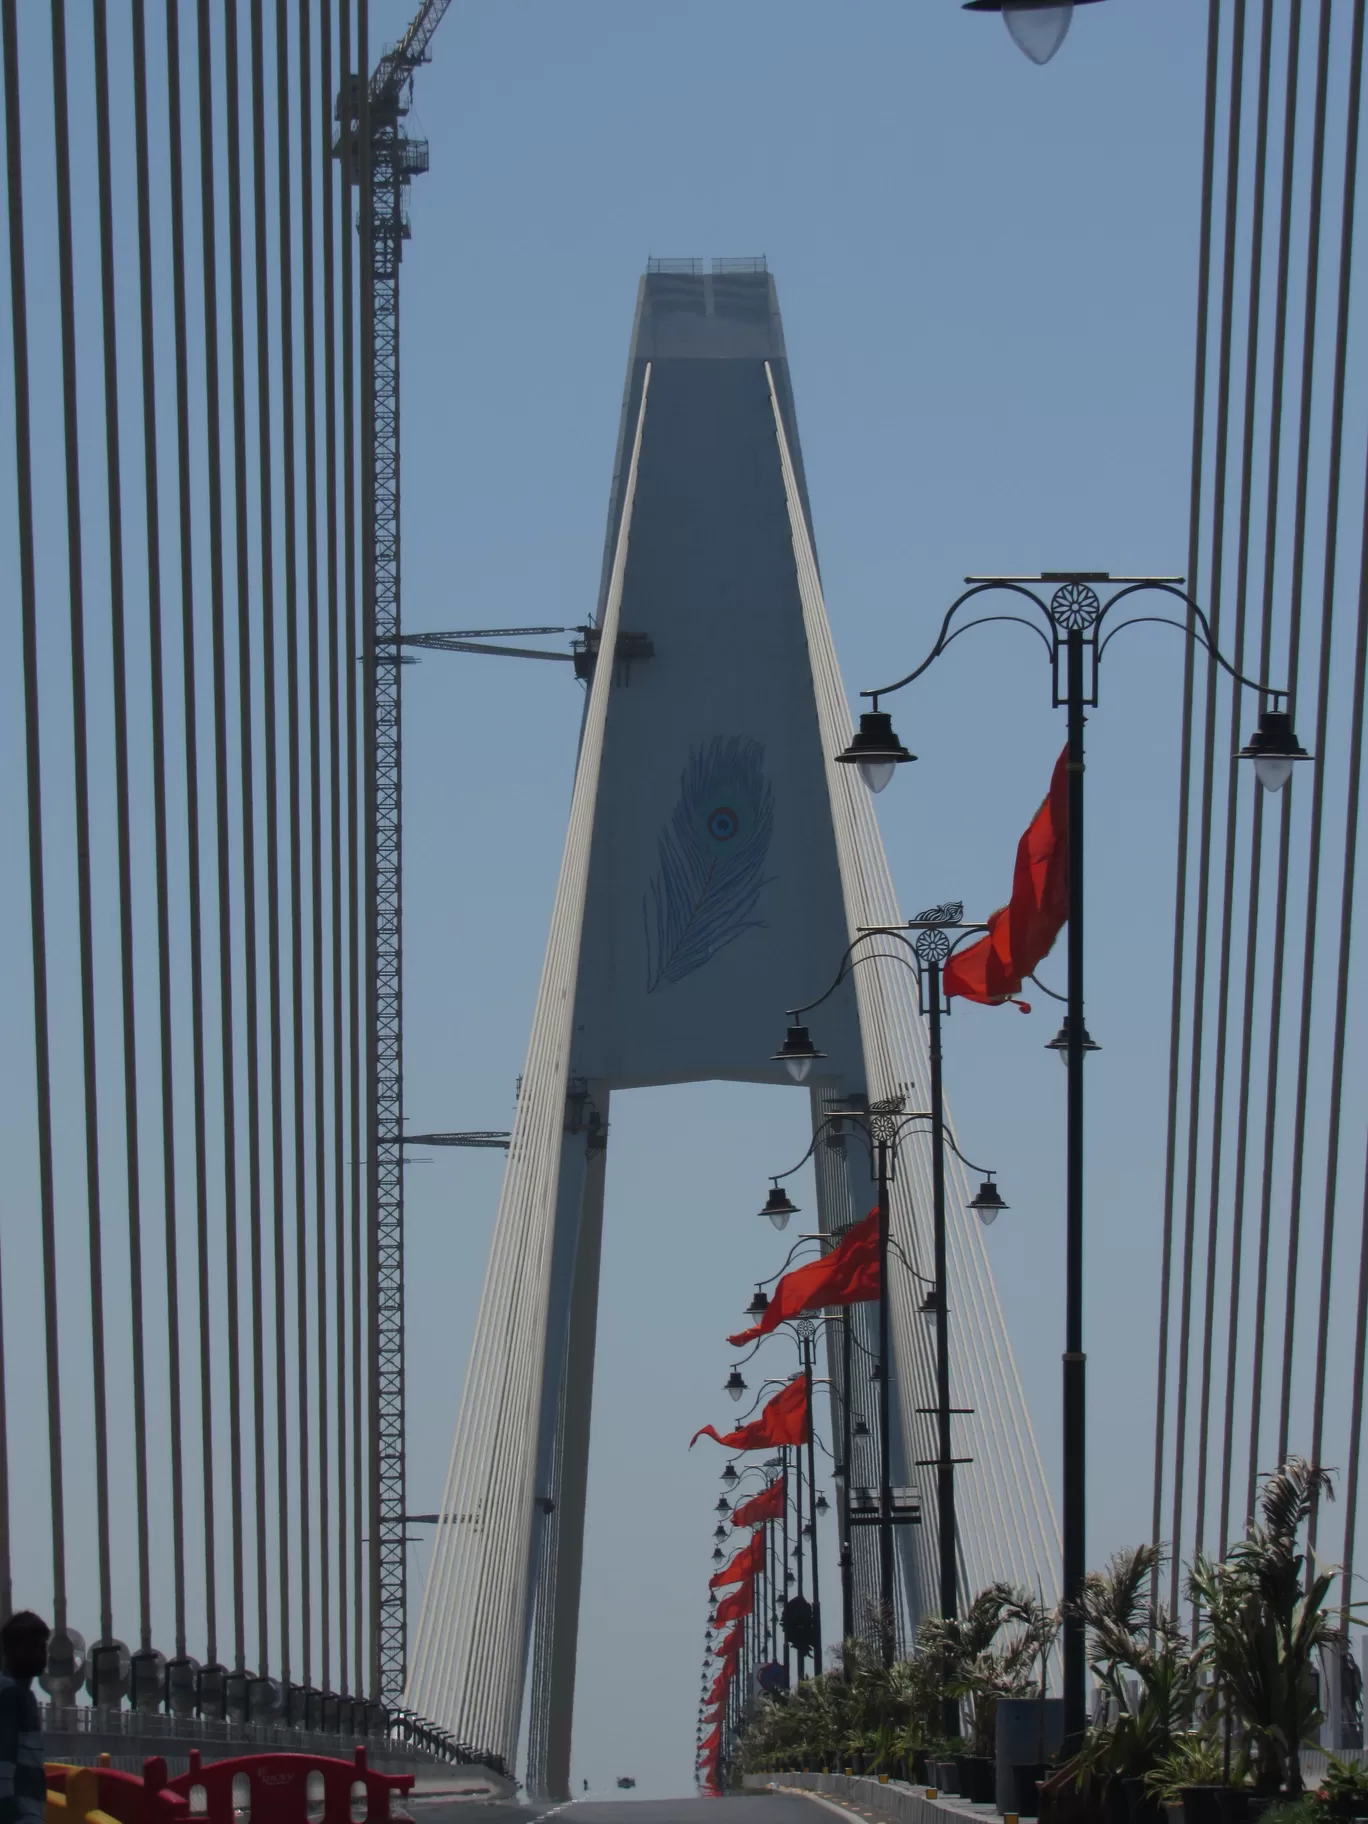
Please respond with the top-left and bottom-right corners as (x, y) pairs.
(540, 1118), (608, 1797)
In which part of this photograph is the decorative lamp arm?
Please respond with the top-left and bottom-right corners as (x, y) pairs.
(861, 582), (1055, 700)
(785, 930), (918, 1019)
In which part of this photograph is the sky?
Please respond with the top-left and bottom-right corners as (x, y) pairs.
(375, 0), (1211, 1795)
(4, 0), (1330, 1801)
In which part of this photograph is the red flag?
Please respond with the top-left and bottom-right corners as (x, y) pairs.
(727, 1211), (880, 1347)
(709, 1530), (765, 1589)
(708, 1647), (737, 1700)
(732, 1478), (785, 1528)
(690, 1374), (809, 1450)
(715, 1621), (744, 1662)
(698, 1723), (721, 1755)
(944, 747), (1069, 1007)
(713, 1578), (755, 1625)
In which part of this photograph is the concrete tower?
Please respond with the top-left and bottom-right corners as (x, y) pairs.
(406, 265), (1057, 1791)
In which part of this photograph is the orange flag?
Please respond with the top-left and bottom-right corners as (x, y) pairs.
(728, 1211), (880, 1347)
(709, 1529), (765, 1589)
(732, 1478), (785, 1528)
(713, 1577), (755, 1626)
(690, 1374), (809, 1450)
(943, 747), (1069, 1007)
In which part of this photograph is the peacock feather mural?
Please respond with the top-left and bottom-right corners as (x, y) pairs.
(643, 735), (775, 992)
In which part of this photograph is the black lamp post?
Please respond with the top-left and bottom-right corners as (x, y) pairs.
(796, 1318), (823, 1676)
(836, 570), (1309, 1743)
(772, 929), (1003, 1668)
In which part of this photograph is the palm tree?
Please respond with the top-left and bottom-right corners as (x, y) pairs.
(919, 1583), (1057, 1758)
(1188, 1457), (1339, 1794)
(1071, 1543), (1206, 1784)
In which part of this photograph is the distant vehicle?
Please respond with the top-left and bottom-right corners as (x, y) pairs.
(616, 1777), (637, 1790)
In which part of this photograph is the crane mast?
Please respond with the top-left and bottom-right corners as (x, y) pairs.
(337, 0), (450, 1709)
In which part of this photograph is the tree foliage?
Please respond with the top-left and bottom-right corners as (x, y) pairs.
(732, 1457), (1352, 1809)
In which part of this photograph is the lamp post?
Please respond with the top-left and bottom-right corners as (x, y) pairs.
(835, 570), (1309, 1742)
(772, 932), (1004, 1668)
(754, 1290), (864, 1662)
(796, 1318), (823, 1676)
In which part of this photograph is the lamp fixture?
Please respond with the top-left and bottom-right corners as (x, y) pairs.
(711, 1547), (724, 1563)
(745, 1286), (770, 1323)
(721, 1463), (739, 1488)
(1046, 1018), (1101, 1065)
(962, 0), (1106, 66)
(713, 1524), (727, 1541)
(761, 1182), (799, 1229)
(920, 1286), (942, 1321)
(771, 1021), (824, 1084)
(1237, 704), (1312, 793)
(835, 708), (915, 793)
(853, 1416), (870, 1439)
(967, 1176), (1008, 1225)
(815, 1492), (829, 1515)
(724, 1367), (748, 1403)
(714, 1497), (730, 1516)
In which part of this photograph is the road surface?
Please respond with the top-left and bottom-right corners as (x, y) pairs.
(409, 1793), (823, 1824)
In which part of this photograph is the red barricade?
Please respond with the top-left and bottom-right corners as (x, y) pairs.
(44, 1758), (189, 1824)
(163, 1747), (413, 1824)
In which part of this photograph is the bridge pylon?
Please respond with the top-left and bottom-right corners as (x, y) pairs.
(406, 264), (1059, 1789)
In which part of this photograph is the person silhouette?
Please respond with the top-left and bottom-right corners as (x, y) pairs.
(0, 1612), (49, 1824)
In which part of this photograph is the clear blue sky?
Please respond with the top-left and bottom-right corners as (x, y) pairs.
(380, 0), (1209, 1794)
(5, 0), (1318, 1797)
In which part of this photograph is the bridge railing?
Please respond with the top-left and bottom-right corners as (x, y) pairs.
(39, 1708), (508, 1780)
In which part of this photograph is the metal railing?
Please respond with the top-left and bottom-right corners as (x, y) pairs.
(39, 1704), (508, 1779)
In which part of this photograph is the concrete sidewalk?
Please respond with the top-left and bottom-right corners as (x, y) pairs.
(745, 1771), (1017, 1824)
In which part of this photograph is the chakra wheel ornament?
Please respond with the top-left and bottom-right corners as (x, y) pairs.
(1050, 581), (1102, 630)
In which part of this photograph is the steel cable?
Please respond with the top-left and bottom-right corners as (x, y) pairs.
(1170, 0), (1249, 1602)
(51, 0), (116, 1647)
(1220, 0), (1301, 1553)
(198, 0), (249, 1673)
(2, 0), (67, 1636)
(229, 0), (273, 1679)
(300, 0), (331, 1696)
(1276, 0), (1359, 1463)
(133, 0), (188, 1658)
(91, 0), (154, 1652)
(1152, 0), (1223, 1595)
(273, 0), (310, 1688)
(343, 0), (365, 1696)
(1305, 6), (1367, 1548)
(322, 0), (349, 1699)
(176, 0), (221, 1663)
(244, 0), (285, 1683)
(358, 0), (375, 1696)
(771, 371), (1059, 1614)
(409, 375), (651, 1751)
(1246, 0), (1333, 1513)
(1195, 0), (1274, 1573)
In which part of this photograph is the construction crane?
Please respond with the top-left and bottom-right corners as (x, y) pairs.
(335, 0), (455, 1711)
